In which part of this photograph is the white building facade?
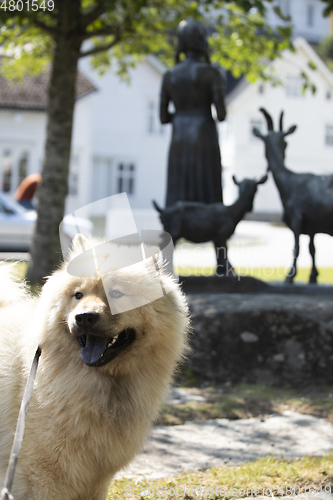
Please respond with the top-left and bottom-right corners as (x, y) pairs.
(0, 70), (95, 217)
(0, 58), (171, 231)
(265, 0), (329, 43)
(221, 37), (333, 218)
(0, 0), (332, 230)
(78, 56), (171, 221)
(0, 98), (95, 218)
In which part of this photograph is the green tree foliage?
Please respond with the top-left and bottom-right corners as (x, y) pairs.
(320, 35), (333, 60)
(0, 0), (292, 283)
(314, 34), (333, 72)
(0, 0), (292, 81)
(321, 0), (333, 16)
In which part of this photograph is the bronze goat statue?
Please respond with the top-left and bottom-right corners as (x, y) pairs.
(153, 175), (267, 275)
(253, 107), (333, 284)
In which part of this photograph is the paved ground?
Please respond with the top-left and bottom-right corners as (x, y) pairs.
(117, 392), (333, 479)
(174, 221), (333, 271)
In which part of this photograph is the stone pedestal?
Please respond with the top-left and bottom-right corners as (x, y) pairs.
(186, 292), (333, 385)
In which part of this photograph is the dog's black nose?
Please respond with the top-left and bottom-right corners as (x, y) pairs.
(75, 313), (99, 328)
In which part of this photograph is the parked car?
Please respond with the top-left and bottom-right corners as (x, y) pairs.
(0, 193), (93, 252)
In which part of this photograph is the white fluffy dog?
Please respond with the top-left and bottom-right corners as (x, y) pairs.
(0, 238), (188, 500)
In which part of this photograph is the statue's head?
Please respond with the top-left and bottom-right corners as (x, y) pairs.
(176, 20), (210, 63)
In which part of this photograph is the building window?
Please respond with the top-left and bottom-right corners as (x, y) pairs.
(18, 151), (28, 186)
(148, 101), (155, 134)
(1, 148), (30, 194)
(117, 163), (135, 195)
(286, 76), (304, 97)
(2, 149), (13, 193)
(147, 101), (164, 135)
(258, 83), (264, 94)
(307, 4), (314, 27)
(68, 154), (79, 196)
(327, 90), (332, 100)
(68, 172), (79, 196)
(325, 125), (333, 146)
(92, 157), (113, 201)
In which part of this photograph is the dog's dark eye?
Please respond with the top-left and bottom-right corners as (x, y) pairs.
(75, 292), (83, 300)
(109, 289), (124, 299)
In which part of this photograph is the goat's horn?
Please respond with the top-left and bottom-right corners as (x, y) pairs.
(259, 108), (274, 131)
(279, 111), (284, 131)
(257, 174), (268, 185)
(152, 200), (163, 213)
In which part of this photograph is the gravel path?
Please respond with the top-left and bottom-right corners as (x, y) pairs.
(117, 411), (333, 479)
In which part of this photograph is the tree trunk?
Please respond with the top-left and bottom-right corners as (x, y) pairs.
(26, 37), (81, 284)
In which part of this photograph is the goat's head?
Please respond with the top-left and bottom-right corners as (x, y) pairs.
(152, 199), (177, 234)
(232, 174), (268, 211)
(252, 108), (297, 162)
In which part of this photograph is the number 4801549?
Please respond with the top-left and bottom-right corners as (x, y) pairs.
(0, 1), (55, 11)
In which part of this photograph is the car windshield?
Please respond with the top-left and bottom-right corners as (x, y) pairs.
(0, 194), (31, 215)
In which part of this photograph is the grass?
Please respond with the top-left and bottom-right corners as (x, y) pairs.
(0, 261), (42, 294)
(157, 383), (333, 426)
(3, 259), (333, 284)
(176, 266), (333, 284)
(108, 454), (333, 499)
(2, 260), (28, 279)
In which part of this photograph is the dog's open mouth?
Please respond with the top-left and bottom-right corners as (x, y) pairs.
(78, 328), (136, 367)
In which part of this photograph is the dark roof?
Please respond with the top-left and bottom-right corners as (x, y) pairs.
(226, 78), (249, 104)
(225, 71), (243, 96)
(0, 62), (96, 111)
(225, 71), (249, 104)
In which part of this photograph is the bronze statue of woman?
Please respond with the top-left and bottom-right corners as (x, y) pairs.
(160, 20), (227, 207)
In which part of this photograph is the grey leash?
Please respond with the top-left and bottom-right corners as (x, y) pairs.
(0, 346), (42, 500)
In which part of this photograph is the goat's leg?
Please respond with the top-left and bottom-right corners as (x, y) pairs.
(225, 253), (235, 277)
(309, 234), (319, 284)
(215, 240), (234, 277)
(214, 241), (227, 276)
(286, 220), (301, 284)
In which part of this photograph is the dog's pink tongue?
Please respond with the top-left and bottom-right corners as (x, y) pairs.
(81, 335), (108, 365)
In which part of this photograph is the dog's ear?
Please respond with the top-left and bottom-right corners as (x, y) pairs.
(72, 233), (88, 253)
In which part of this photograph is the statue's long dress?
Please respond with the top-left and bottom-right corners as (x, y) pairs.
(160, 58), (226, 207)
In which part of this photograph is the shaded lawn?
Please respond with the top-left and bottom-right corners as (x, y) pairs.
(108, 454), (333, 499)
(1, 261), (41, 294)
(1, 260), (28, 279)
(3, 260), (333, 284)
(176, 266), (333, 283)
(158, 383), (333, 426)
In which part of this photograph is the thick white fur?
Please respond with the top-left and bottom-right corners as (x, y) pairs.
(0, 242), (189, 500)
(0, 264), (27, 306)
